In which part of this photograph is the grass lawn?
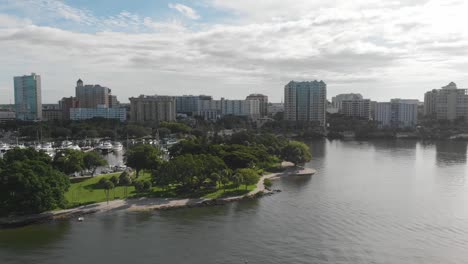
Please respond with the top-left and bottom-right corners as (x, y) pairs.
(65, 172), (260, 208)
(202, 184), (257, 199)
(65, 172), (164, 208)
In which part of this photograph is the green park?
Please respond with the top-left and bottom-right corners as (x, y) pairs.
(0, 131), (312, 217)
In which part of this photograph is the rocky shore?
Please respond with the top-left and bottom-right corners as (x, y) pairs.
(0, 164), (316, 228)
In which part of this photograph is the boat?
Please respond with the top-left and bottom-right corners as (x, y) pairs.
(165, 139), (179, 147)
(10, 143), (26, 149)
(113, 164), (127, 172)
(41, 142), (54, 152)
(78, 217), (84, 222)
(112, 142), (123, 152)
(0, 143), (10, 153)
(61, 140), (81, 151)
(98, 141), (113, 153)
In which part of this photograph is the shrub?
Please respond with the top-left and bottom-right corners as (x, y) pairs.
(134, 180), (152, 193)
(264, 178), (273, 188)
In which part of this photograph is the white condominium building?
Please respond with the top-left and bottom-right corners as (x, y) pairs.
(341, 99), (371, 120)
(424, 82), (468, 121)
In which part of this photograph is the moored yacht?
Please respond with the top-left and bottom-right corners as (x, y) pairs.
(41, 142), (54, 152)
(0, 143), (10, 153)
(112, 142), (123, 152)
(98, 141), (113, 153)
(61, 140), (81, 151)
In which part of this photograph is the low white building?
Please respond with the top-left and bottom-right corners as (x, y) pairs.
(70, 107), (127, 122)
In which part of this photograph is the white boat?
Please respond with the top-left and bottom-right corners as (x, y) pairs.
(78, 217), (84, 222)
(11, 143), (26, 149)
(112, 142), (123, 152)
(98, 141), (113, 153)
(166, 139), (179, 147)
(61, 140), (81, 151)
(0, 143), (10, 153)
(41, 142), (54, 152)
(34, 144), (42, 152)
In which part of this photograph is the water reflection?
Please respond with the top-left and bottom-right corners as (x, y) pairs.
(370, 139), (418, 150)
(435, 141), (467, 166)
(279, 175), (313, 190)
(307, 139), (326, 159)
(0, 222), (70, 250)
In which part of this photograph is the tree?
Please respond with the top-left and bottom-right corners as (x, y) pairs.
(159, 122), (191, 134)
(223, 150), (257, 170)
(125, 145), (162, 177)
(0, 149), (70, 216)
(231, 173), (242, 190)
(237, 168), (260, 190)
(110, 175), (120, 198)
(53, 149), (84, 175)
(99, 178), (114, 204)
(220, 169), (232, 192)
(83, 151), (107, 176)
(3, 147), (52, 164)
(157, 127), (171, 139)
(209, 172), (220, 188)
(281, 141), (312, 166)
(119, 171), (133, 197)
(134, 180), (152, 193)
(125, 125), (151, 138)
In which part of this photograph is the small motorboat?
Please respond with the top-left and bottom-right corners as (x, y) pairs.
(78, 217), (84, 222)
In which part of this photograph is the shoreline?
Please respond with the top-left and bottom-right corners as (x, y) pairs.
(0, 164), (316, 228)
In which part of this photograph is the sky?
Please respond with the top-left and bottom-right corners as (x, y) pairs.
(1, 0), (468, 104)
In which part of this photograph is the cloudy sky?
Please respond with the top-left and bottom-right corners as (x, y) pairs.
(1, 0), (467, 104)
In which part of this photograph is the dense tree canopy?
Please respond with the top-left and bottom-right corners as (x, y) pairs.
(83, 151), (108, 176)
(0, 149), (70, 216)
(53, 149), (84, 175)
(281, 141), (312, 166)
(125, 144), (163, 177)
(155, 154), (227, 191)
(159, 122), (192, 134)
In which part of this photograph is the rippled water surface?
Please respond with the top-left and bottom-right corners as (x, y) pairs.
(1, 140), (468, 264)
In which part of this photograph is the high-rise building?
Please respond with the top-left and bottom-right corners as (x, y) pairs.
(424, 82), (468, 121)
(267, 103), (285, 117)
(375, 102), (392, 127)
(221, 99), (261, 119)
(375, 99), (419, 128)
(198, 99), (222, 120)
(14, 73), (42, 121)
(331, 93), (363, 110)
(390, 99), (419, 128)
(75, 79), (110, 108)
(129, 95), (176, 123)
(59, 97), (80, 120)
(176, 95), (212, 115)
(108, 95), (120, 108)
(197, 98), (261, 120)
(341, 99), (371, 119)
(42, 109), (63, 121)
(284, 80), (327, 126)
(246, 94), (268, 117)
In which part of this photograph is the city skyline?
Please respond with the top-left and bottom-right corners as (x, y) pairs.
(1, 0), (468, 104)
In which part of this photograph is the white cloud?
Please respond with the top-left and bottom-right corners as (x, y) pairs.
(0, 14), (31, 28)
(168, 3), (200, 20)
(12, 0), (96, 24)
(1, 0), (468, 103)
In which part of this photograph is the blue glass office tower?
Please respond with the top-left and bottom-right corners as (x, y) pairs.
(14, 73), (42, 121)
